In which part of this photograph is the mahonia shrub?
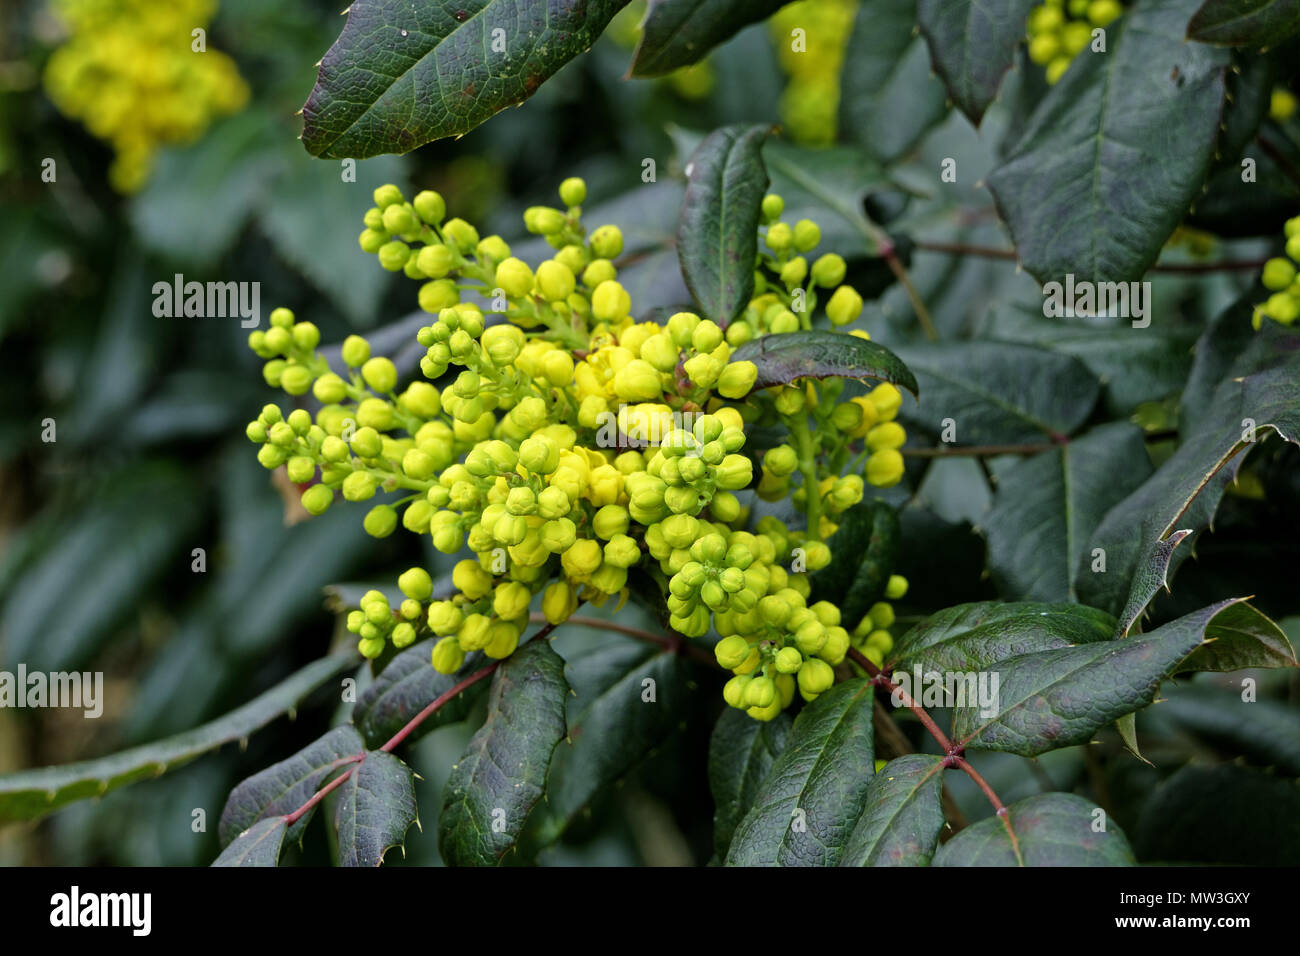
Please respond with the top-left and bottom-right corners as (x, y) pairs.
(245, 176), (912, 722)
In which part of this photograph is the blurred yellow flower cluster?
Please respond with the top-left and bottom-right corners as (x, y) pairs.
(44, 0), (248, 191)
(770, 0), (857, 146)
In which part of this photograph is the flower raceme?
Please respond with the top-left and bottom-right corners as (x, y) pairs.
(1025, 0), (1122, 85)
(1255, 215), (1300, 329)
(244, 179), (908, 719)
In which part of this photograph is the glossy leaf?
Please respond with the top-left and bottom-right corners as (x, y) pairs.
(935, 793), (1135, 865)
(212, 817), (287, 867)
(892, 341), (1098, 445)
(840, 0), (949, 162)
(334, 749), (417, 867)
(0, 654), (355, 825)
(302, 0), (631, 158)
(917, 0), (1038, 124)
(726, 679), (875, 866)
(219, 725), (364, 848)
(811, 499), (901, 628)
(731, 330), (919, 395)
(352, 641), (489, 749)
(985, 422), (1153, 602)
(951, 601), (1234, 756)
(676, 124), (770, 324)
(1078, 327), (1300, 617)
(839, 755), (946, 867)
(439, 641), (568, 866)
(630, 0), (786, 76)
(987, 0), (1231, 285)
(1179, 600), (1297, 672)
(709, 707), (793, 860)
(524, 644), (691, 849)
(892, 601), (1115, 674)
(1187, 0), (1300, 45)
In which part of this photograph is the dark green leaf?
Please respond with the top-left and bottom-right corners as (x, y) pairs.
(1180, 601), (1297, 672)
(302, 0), (631, 158)
(726, 679), (875, 866)
(0, 654), (355, 824)
(892, 341), (1099, 444)
(839, 754), (946, 867)
(840, 0), (949, 162)
(1134, 764), (1300, 865)
(334, 749), (417, 867)
(523, 643), (691, 849)
(893, 601), (1115, 674)
(1, 463), (202, 671)
(811, 499), (901, 628)
(1159, 684), (1300, 775)
(218, 726), (364, 848)
(1078, 328), (1300, 617)
(986, 0), (1231, 285)
(917, 0), (1038, 124)
(952, 601), (1235, 756)
(212, 817), (287, 867)
(732, 330), (919, 395)
(986, 423), (1153, 602)
(1187, 0), (1300, 45)
(439, 641), (568, 866)
(630, 0), (786, 76)
(353, 640), (489, 749)
(677, 124), (770, 324)
(935, 793), (1135, 865)
(1114, 530), (1192, 638)
(981, 304), (1198, 416)
(708, 707), (793, 860)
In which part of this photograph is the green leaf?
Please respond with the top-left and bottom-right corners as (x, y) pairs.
(1179, 601), (1297, 672)
(935, 793), (1135, 865)
(439, 641), (568, 866)
(985, 423), (1153, 602)
(893, 601), (1115, 674)
(2, 464), (203, 672)
(218, 726), (364, 849)
(726, 679), (875, 866)
(951, 601), (1235, 756)
(839, 754), (946, 867)
(334, 749), (417, 866)
(0, 654), (355, 825)
(731, 330), (919, 395)
(981, 304), (1198, 416)
(1187, 0), (1300, 45)
(301, 0), (631, 158)
(1114, 530), (1192, 638)
(891, 341), (1099, 445)
(760, 139), (891, 258)
(1158, 685), (1300, 776)
(916, 0), (1038, 125)
(676, 124), (770, 324)
(839, 0), (949, 163)
(708, 707), (793, 860)
(1134, 764), (1300, 865)
(629, 0), (787, 76)
(257, 145), (406, 326)
(522, 643), (690, 849)
(352, 640), (489, 749)
(1078, 327), (1300, 618)
(212, 817), (288, 867)
(986, 0), (1231, 285)
(811, 499), (901, 628)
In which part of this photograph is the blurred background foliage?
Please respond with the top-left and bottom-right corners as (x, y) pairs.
(0, 0), (1297, 866)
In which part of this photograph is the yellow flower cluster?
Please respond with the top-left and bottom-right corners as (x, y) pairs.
(1254, 215), (1300, 328)
(770, 0), (857, 146)
(246, 178), (909, 719)
(1026, 0), (1123, 85)
(43, 0), (248, 191)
